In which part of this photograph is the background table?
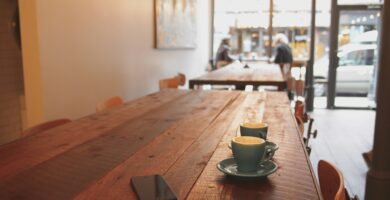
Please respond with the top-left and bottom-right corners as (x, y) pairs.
(189, 62), (287, 91)
(0, 90), (321, 199)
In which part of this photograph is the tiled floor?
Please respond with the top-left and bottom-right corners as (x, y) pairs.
(308, 108), (375, 199)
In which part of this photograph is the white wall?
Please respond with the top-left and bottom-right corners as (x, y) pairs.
(34, 0), (211, 120)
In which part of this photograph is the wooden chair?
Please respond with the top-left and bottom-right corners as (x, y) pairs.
(96, 96), (124, 112)
(318, 160), (347, 200)
(295, 115), (314, 154)
(295, 79), (305, 97)
(22, 118), (71, 136)
(290, 60), (305, 98)
(295, 100), (305, 120)
(294, 100), (317, 155)
(159, 73), (186, 90)
(295, 116), (305, 135)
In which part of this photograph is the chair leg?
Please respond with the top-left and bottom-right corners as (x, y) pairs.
(306, 118), (317, 145)
(304, 117), (317, 156)
(306, 146), (312, 155)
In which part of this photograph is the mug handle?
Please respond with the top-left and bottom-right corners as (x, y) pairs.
(262, 142), (277, 163)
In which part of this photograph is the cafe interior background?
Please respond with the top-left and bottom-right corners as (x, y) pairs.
(0, 0), (389, 199)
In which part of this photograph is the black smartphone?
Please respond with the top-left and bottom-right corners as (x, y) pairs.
(130, 175), (177, 200)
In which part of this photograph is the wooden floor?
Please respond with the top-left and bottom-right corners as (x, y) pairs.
(309, 108), (376, 199)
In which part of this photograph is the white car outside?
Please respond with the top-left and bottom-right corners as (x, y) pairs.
(314, 34), (377, 96)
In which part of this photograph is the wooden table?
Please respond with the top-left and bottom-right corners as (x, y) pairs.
(0, 90), (321, 200)
(189, 62), (287, 91)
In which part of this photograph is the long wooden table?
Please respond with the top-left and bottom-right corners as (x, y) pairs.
(189, 62), (287, 91)
(0, 90), (321, 199)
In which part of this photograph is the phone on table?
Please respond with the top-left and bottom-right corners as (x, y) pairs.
(130, 175), (177, 200)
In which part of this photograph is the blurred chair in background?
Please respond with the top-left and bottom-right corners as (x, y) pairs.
(96, 96), (124, 112)
(159, 73), (186, 90)
(295, 79), (305, 97)
(294, 100), (318, 155)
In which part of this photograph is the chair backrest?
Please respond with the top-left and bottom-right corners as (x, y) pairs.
(96, 96), (124, 112)
(22, 118), (71, 136)
(159, 73), (186, 90)
(177, 73), (186, 85)
(295, 80), (305, 97)
(295, 116), (305, 135)
(295, 100), (305, 120)
(318, 160), (347, 200)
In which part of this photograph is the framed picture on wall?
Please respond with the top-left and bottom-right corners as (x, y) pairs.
(155, 0), (197, 49)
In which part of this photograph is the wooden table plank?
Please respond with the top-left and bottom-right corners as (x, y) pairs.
(189, 62), (286, 91)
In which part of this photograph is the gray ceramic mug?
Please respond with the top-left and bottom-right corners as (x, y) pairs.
(231, 136), (277, 172)
(240, 122), (268, 139)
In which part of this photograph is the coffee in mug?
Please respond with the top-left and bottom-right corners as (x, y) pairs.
(240, 122), (268, 139)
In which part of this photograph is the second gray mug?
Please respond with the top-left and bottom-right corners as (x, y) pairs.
(240, 122), (268, 139)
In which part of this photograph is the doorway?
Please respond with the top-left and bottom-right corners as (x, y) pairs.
(327, 4), (382, 109)
(0, 0), (25, 145)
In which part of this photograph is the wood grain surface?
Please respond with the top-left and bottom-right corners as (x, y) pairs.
(189, 62), (287, 91)
(0, 90), (321, 200)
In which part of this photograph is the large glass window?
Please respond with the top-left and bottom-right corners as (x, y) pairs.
(213, 0), (331, 62)
(213, 0), (269, 61)
(333, 9), (381, 108)
(212, 0), (382, 109)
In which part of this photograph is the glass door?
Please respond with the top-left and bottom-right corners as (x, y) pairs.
(328, 4), (382, 109)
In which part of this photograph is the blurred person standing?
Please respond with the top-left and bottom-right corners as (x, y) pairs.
(273, 33), (293, 78)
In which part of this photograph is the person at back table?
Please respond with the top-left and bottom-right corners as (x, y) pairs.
(273, 33), (293, 79)
(216, 38), (235, 69)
